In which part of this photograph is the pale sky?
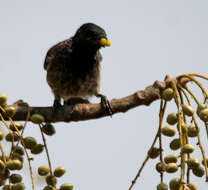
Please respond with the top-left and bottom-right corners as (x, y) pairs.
(1, 0), (208, 189)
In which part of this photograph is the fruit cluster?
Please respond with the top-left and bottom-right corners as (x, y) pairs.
(130, 74), (208, 190)
(38, 165), (73, 190)
(151, 85), (208, 190)
(0, 94), (73, 190)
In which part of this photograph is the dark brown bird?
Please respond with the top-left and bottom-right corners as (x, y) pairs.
(44, 23), (112, 114)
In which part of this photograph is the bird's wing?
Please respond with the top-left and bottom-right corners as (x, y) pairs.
(44, 38), (73, 70)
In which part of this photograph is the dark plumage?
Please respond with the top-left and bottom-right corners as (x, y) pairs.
(44, 23), (112, 114)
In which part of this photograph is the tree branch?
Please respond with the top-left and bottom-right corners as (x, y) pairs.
(8, 80), (167, 123)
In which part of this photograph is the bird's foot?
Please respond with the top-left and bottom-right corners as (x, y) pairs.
(98, 94), (113, 116)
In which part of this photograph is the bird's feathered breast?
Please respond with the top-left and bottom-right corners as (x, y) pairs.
(44, 37), (103, 99)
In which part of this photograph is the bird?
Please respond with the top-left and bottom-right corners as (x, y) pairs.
(44, 23), (113, 115)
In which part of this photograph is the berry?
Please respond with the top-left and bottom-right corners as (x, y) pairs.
(30, 114), (45, 124)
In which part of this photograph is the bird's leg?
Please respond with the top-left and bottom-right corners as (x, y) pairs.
(96, 94), (113, 116)
(53, 96), (62, 113)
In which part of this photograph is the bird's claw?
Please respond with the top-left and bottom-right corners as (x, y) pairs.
(100, 95), (113, 116)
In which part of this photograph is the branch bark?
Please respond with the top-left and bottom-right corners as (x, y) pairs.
(8, 80), (167, 123)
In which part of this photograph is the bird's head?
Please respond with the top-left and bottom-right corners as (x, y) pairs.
(72, 23), (111, 50)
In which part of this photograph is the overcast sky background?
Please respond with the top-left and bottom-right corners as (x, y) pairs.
(1, 0), (208, 189)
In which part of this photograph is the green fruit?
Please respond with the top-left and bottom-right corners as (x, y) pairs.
(170, 138), (181, 150)
(0, 93), (7, 107)
(186, 158), (200, 169)
(43, 185), (55, 190)
(164, 154), (178, 164)
(6, 160), (22, 170)
(54, 166), (66, 177)
(5, 133), (19, 142)
(9, 122), (23, 131)
(199, 108), (208, 122)
(157, 183), (168, 190)
(0, 168), (10, 180)
(182, 105), (194, 116)
(184, 186), (190, 190)
(31, 144), (44, 154)
(187, 183), (197, 190)
(38, 166), (50, 176)
(192, 166), (205, 177)
(162, 88), (174, 101)
(169, 178), (180, 190)
(30, 114), (45, 124)
(14, 147), (24, 156)
(197, 103), (207, 116)
(187, 124), (199, 137)
(23, 137), (37, 149)
(12, 182), (25, 190)
(11, 153), (24, 163)
(155, 162), (166, 173)
(0, 160), (5, 172)
(202, 157), (208, 166)
(0, 179), (5, 186)
(5, 106), (16, 117)
(3, 185), (10, 190)
(0, 130), (4, 141)
(177, 122), (188, 134)
(165, 163), (178, 173)
(167, 113), (178, 125)
(42, 123), (56, 136)
(9, 173), (22, 184)
(148, 147), (160, 159)
(46, 175), (57, 186)
(162, 126), (176, 137)
(60, 183), (74, 190)
(181, 144), (194, 154)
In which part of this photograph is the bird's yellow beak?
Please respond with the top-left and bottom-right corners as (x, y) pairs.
(98, 38), (111, 47)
